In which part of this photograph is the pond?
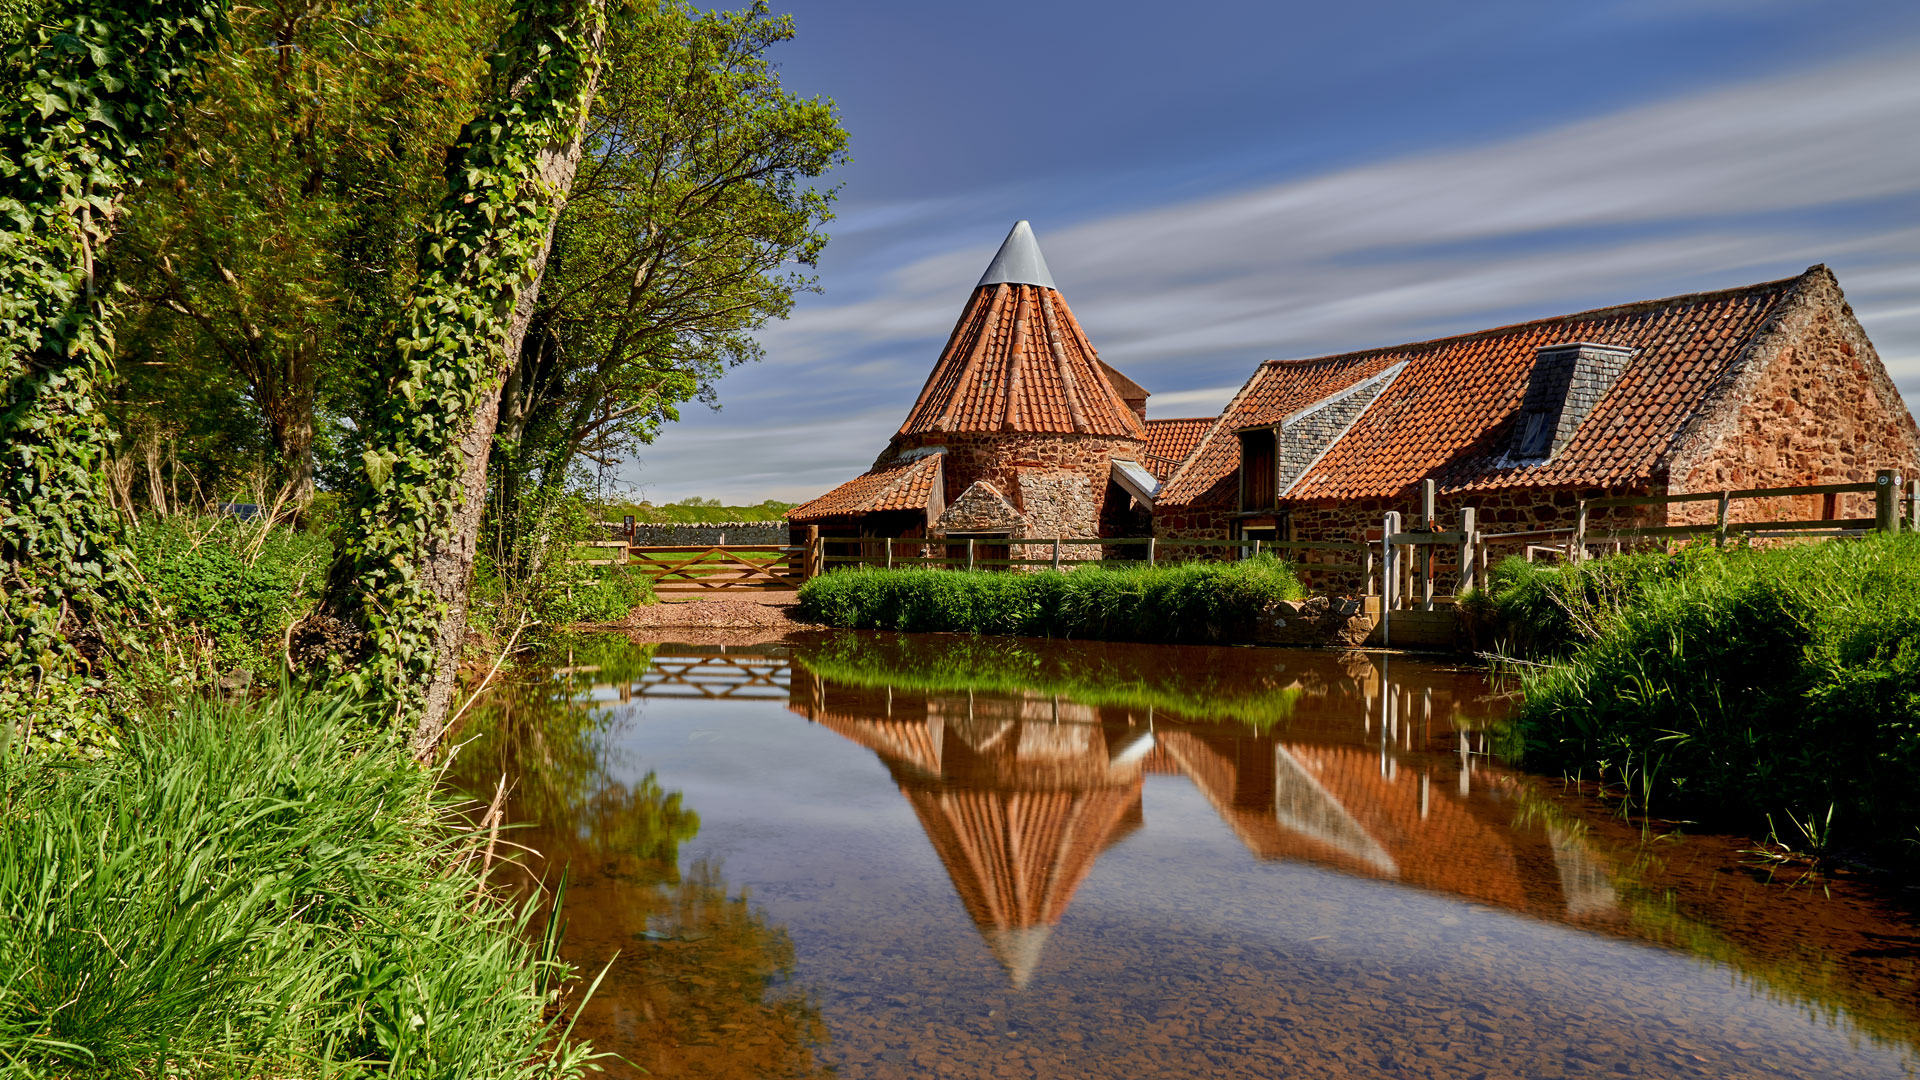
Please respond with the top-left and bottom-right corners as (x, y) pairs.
(447, 631), (1920, 1080)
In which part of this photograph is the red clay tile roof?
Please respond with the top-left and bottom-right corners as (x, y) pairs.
(896, 283), (1147, 440)
(1159, 270), (1809, 507)
(1142, 417), (1214, 469)
(788, 453), (942, 524)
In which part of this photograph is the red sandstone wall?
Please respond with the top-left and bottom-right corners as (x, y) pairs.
(1670, 277), (1920, 527)
(887, 430), (1147, 539)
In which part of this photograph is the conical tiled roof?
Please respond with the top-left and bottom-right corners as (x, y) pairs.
(896, 222), (1146, 440)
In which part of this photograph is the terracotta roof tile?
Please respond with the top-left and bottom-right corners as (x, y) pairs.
(1141, 417), (1213, 475)
(896, 284), (1146, 440)
(1159, 271), (1807, 507)
(788, 453), (942, 524)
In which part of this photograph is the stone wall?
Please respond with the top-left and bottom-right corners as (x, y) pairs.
(614, 521), (787, 546)
(885, 430), (1148, 552)
(1668, 272), (1920, 527)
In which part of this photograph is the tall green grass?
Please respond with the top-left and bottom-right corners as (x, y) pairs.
(1502, 533), (1920, 848)
(795, 556), (1305, 643)
(0, 690), (594, 1078)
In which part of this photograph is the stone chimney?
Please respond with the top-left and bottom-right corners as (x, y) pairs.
(1511, 342), (1635, 461)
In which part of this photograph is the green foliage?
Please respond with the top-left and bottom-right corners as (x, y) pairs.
(131, 516), (331, 675)
(112, 0), (505, 500)
(1504, 533), (1920, 849)
(795, 556), (1305, 644)
(1469, 544), (1724, 659)
(0, 687), (595, 1076)
(472, 492), (653, 642)
(317, 0), (606, 731)
(0, 0), (230, 746)
(792, 633), (1304, 729)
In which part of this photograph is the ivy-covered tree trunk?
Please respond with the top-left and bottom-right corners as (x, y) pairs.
(0, 2), (229, 745)
(298, 0), (606, 757)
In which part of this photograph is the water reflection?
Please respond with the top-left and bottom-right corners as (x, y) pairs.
(446, 636), (833, 1079)
(455, 631), (1920, 1078)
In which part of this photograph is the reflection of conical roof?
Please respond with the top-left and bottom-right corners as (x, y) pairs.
(896, 222), (1145, 440)
(904, 784), (1139, 988)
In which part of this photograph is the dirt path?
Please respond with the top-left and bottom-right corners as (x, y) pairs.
(613, 590), (820, 633)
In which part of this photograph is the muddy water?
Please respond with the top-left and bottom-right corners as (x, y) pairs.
(448, 632), (1920, 1079)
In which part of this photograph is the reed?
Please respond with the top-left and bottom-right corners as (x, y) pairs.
(795, 555), (1305, 643)
(0, 689), (595, 1077)
(1501, 532), (1920, 850)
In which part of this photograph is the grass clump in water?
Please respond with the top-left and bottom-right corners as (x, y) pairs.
(0, 689), (593, 1078)
(1500, 532), (1920, 850)
(795, 555), (1304, 643)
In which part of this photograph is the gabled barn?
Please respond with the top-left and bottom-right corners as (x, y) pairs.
(789, 221), (1167, 558)
(1155, 265), (1920, 558)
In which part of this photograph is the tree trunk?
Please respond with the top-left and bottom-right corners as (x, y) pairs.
(403, 9), (606, 757)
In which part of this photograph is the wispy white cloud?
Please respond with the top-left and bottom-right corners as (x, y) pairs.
(630, 45), (1920, 503)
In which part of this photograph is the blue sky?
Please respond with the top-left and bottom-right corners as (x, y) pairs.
(619, 0), (1920, 505)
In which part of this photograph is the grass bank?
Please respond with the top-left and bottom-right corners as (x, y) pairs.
(1485, 532), (1920, 852)
(791, 634), (1303, 728)
(795, 556), (1304, 644)
(0, 690), (593, 1077)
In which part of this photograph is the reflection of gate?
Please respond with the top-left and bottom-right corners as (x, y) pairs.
(631, 650), (791, 701)
(628, 544), (804, 594)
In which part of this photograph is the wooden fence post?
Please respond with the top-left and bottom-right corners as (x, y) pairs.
(1876, 469), (1900, 533)
(1381, 511), (1401, 649)
(1572, 501), (1589, 564)
(1052, 537), (1061, 571)
(1715, 490), (1731, 547)
(1474, 534), (1489, 593)
(1458, 507), (1476, 597)
(1147, 537), (1157, 567)
(1908, 479), (1920, 532)
(885, 539), (893, 571)
(805, 525), (820, 580)
(967, 538), (976, 571)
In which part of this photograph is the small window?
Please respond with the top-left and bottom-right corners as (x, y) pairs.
(1514, 410), (1553, 459)
(1240, 430), (1277, 509)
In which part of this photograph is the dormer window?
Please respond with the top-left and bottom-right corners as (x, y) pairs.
(1510, 342), (1635, 462)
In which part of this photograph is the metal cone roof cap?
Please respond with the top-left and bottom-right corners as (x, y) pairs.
(976, 220), (1056, 289)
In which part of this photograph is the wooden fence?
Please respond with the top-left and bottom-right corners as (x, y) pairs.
(571, 471), (1916, 615)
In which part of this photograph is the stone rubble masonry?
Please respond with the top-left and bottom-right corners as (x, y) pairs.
(618, 521), (787, 546)
(933, 480), (1028, 536)
(1666, 268), (1920, 526)
(883, 429), (1148, 548)
(1016, 470), (1102, 562)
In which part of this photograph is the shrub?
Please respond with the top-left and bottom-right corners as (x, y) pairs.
(0, 688), (594, 1077)
(795, 555), (1304, 644)
(131, 516), (332, 676)
(1506, 532), (1920, 848)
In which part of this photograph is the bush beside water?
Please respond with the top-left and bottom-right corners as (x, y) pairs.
(0, 690), (592, 1077)
(1489, 533), (1920, 849)
(795, 556), (1305, 643)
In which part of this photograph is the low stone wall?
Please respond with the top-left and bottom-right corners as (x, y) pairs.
(1252, 596), (1376, 648)
(610, 521), (788, 546)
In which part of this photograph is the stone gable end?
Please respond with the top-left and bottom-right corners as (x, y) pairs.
(935, 480), (1028, 536)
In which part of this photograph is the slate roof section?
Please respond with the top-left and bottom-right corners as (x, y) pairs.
(896, 281), (1147, 440)
(788, 452), (943, 524)
(1158, 270), (1810, 507)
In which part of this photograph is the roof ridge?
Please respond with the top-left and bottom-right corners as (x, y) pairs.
(1260, 267), (1818, 369)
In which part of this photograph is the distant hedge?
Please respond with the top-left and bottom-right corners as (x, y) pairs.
(794, 556), (1304, 643)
